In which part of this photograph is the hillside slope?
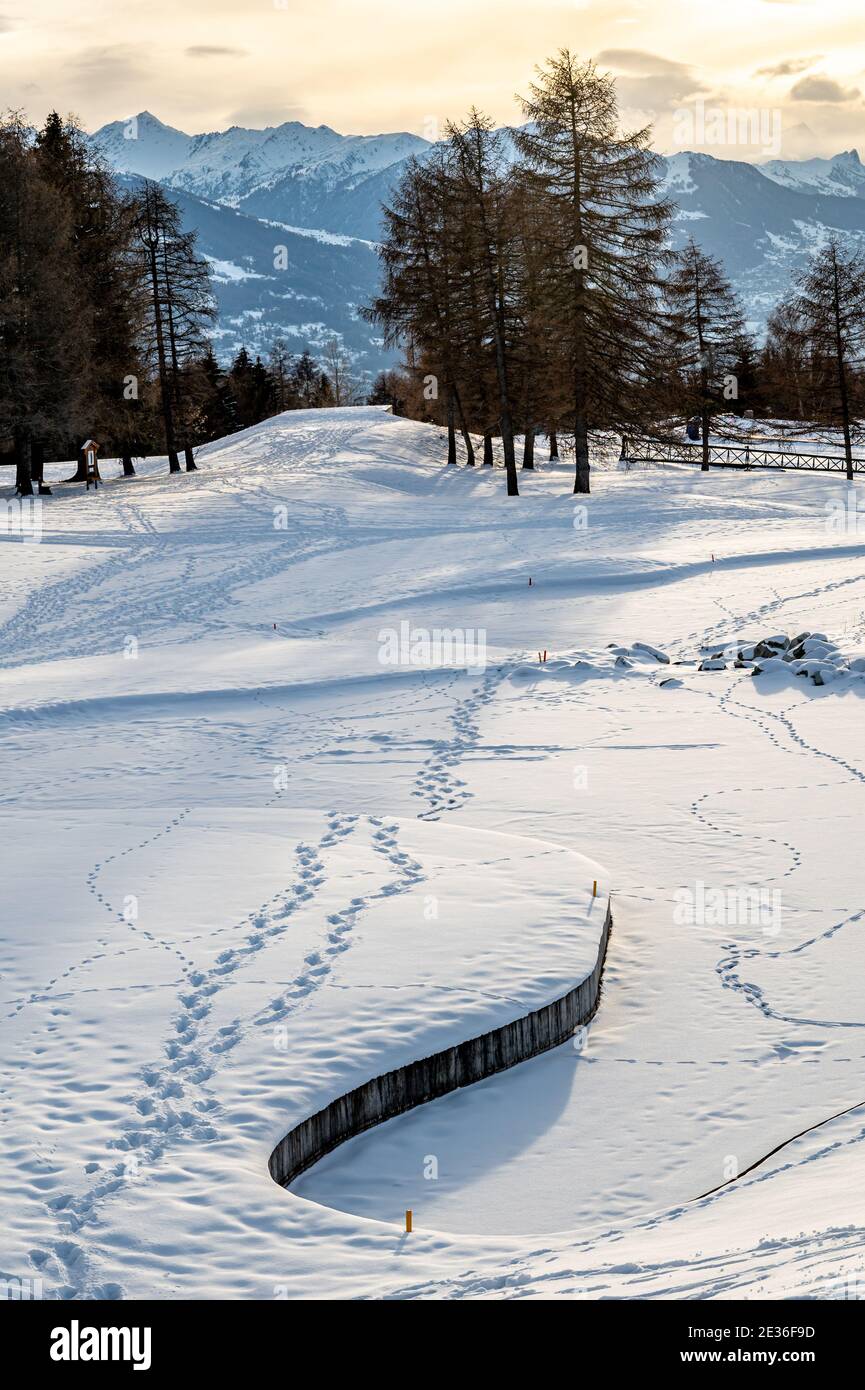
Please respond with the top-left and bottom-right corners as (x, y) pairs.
(2, 408), (865, 1299)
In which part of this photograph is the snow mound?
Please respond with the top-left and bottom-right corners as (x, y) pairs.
(509, 640), (672, 683)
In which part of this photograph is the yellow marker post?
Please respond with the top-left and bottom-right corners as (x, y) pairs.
(592, 880), (597, 897)
(405, 1209), (413, 1234)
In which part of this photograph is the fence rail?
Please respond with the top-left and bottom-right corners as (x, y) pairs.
(623, 438), (865, 474)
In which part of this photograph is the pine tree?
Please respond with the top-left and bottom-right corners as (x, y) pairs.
(515, 51), (674, 493)
(790, 238), (865, 479)
(268, 339), (297, 412)
(761, 302), (814, 421)
(665, 239), (747, 469)
(365, 152), (467, 466)
(132, 182), (215, 472)
(292, 350), (321, 408)
(0, 114), (87, 495)
(367, 369), (411, 416)
(35, 113), (145, 482)
(444, 113), (520, 492)
(183, 346), (234, 443)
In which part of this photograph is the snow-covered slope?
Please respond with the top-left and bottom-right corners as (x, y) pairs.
(3, 408), (865, 1300)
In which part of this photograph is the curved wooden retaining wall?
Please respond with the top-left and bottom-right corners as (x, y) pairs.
(269, 899), (612, 1190)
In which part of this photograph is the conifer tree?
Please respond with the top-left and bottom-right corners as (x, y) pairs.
(268, 339), (297, 412)
(0, 114), (86, 495)
(665, 238), (748, 469)
(293, 350), (324, 408)
(789, 238), (865, 479)
(35, 113), (145, 482)
(515, 51), (673, 492)
(133, 182), (214, 472)
(445, 113), (520, 493)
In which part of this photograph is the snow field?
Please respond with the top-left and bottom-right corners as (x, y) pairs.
(3, 406), (865, 1298)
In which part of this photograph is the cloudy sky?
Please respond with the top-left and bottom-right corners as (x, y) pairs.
(2, 0), (863, 159)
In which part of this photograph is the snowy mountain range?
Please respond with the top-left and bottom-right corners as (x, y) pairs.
(662, 149), (865, 330)
(94, 112), (865, 370)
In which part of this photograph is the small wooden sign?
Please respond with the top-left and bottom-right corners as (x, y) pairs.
(83, 439), (101, 490)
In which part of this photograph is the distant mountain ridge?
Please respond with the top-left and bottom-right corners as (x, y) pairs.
(94, 113), (865, 370)
(94, 111), (430, 209)
(661, 150), (865, 329)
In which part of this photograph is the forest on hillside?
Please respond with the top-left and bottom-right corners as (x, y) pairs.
(0, 113), (363, 495)
(369, 52), (865, 494)
(3, 55), (865, 500)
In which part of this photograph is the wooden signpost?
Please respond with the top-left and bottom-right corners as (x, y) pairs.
(83, 439), (101, 491)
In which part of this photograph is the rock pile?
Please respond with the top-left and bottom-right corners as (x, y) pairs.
(698, 632), (865, 686)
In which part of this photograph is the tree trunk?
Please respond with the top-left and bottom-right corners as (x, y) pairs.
(64, 447), (89, 483)
(144, 218), (178, 473)
(31, 439), (44, 485)
(695, 267), (710, 472)
(15, 430), (33, 497)
(573, 412), (590, 494)
(483, 431), (494, 466)
(184, 446), (198, 472)
(122, 454), (136, 476)
(569, 137), (589, 496)
(446, 387), (457, 465)
(832, 257), (854, 481)
(571, 316), (590, 491)
(454, 387), (475, 465)
(501, 413), (518, 495)
(839, 367), (853, 481)
(549, 429), (559, 462)
(522, 427), (535, 470)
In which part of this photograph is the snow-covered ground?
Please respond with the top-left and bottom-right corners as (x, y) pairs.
(3, 406), (865, 1300)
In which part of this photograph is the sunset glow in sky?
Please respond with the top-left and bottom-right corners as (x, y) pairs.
(2, 0), (863, 158)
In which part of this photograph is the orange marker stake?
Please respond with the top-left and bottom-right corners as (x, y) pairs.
(592, 880), (597, 897)
(405, 1209), (413, 1234)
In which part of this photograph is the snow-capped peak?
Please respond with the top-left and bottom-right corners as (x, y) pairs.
(760, 149), (865, 198)
(92, 111), (431, 204)
(91, 111), (193, 180)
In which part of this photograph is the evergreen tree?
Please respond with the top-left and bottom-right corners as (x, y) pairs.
(665, 239), (747, 469)
(225, 348), (268, 428)
(35, 112), (145, 481)
(187, 346), (236, 442)
(292, 350), (321, 408)
(444, 113), (520, 490)
(790, 238), (865, 479)
(132, 182), (215, 472)
(760, 302), (814, 422)
(515, 52), (673, 493)
(368, 370), (408, 415)
(268, 338), (297, 412)
(0, 114), (87, 495)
